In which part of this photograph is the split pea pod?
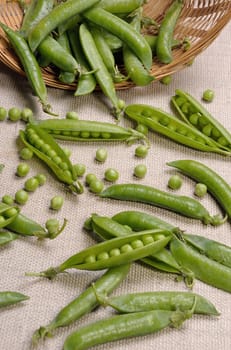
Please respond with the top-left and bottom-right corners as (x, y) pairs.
(100, 183), (226, 225)
(167, 159), (231, 220)
(0, 203), (20, 229)
(124, 104), (231, 156)
(26, 229), (172, 279)
(170, 237), (231, 293)
(0, 291), (29, 308)
(171, 89), (231, 152)
(156, 0), (183, 64)
(37, 118), (147, 145)
(0, 231), (18, 246)
(28, 0), (101, 52)
(63, 309), (193, 350)
(32, 264), (130, 344)
(19, 124), (83, 194)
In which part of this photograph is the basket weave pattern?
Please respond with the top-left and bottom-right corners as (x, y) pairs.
(0, 0), (230, 90)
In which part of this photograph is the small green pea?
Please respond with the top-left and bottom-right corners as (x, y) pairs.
(101, 132), (111, 139)
(135, 145), (149, 158)
(8, 107), (21, 122)
(134, 164), (147, 179)
(97, 251), (109, 260)
(95, 148), (108, 163)
(89, 179), (104, 193)
(65, 111), (79, 120)
(142, 235), (154, 245)
(15, 190), (29, 205)
(131, 239), (144, 249)
(50, 195), (64, 211)
(135, 124), (149, 136)
(104, 168), (119, 182)
(73, 163), (86, 177)
(35, 173), (46, 186)
(21, 108), (33, 122)
(80, 131), (90, 139)
(0, 107), (7, 121)
(109, 248), (121, 257)
(194, 183), (207, 198)
(168, 175), (183, 190)
(19, 147), (33, 160)
(120, 244), (133, 253)
(202, 89), (215, 102)
(85, 173), (98, 186)
(16, 163), (30, 177)
(4, 207), (18, 218)
(24, 177), (39, 192)
(45, 218), (60, 235)
(2, 195), (14, 205)
(85, 255), (96, 264)
(160, 75), (172, 85)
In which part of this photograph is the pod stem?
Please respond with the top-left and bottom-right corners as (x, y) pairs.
(170, 295), (197, 328)
(25, 267), (61, 280)
(32, 326), (53, 346)
(210, 213), (228, 226)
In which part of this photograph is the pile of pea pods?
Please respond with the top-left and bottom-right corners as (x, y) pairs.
(0, 0), (185, 117)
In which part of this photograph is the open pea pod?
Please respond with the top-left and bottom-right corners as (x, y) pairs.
(0, 231), (18, 246)
(171, 89), (231, 152)
(0, 203), (20, 229)
(19, 124), (83, 194)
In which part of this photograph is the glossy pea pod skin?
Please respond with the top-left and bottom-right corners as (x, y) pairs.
(100, 183), (225, 226)
(37, 118), (147, 144)
(0, 291), (29, 308)
(26, 230), (172, 279)
(19, 124), (83, 194)
(167, 159), (231, 220)
(124, 104), (231, 156)
(171, 89), (231, 152)
(32, 264), (130, 344)
(156, 0), (183, 64)
(0, 203), (20, 229)
(170, 237), (231, 293)
(0, 231), (18, 246)
(28, 0), (101, 52)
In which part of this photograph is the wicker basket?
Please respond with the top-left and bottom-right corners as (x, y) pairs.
(0, 0), (230, 90)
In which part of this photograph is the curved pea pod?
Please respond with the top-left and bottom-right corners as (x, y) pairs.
(37, 118), (148, 145)
(97, 0), (145, 13)
(0, 203), (20, 229)
(99, 290), (219, 316)
(167, 159), (231, 220)
(0, 291), (29, 308)
(19, 124), (83, 194)
(100, 183), (226, 226)
(0, 231), (18, 246)
(170, 237), (231, 293)
(171, 89), (231, 152)
(183, 233), (231, 268)
(26, 229), (172, 279)
(124, 104), (231, 156)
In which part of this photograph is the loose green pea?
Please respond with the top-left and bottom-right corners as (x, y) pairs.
(65, 111), (79, 120)
(95, 148), (108, 163)
(21, 108), (33, 122)
(0, 107), (7, 121)
(35, 173), (46, 186)
(50, 196), (64, 211)
(24, 177), (39, 192)
(135, 145), (149, 158)
(16, 163), (30, 177)
(104, 168), (119, 182)
(20, 147), (33, 160)
(73, 163), (86, 177)
(15, 189), (29, 205)
(135, 124), (149, 136)
(202, 89), (214, 102)
(134, 164), (147, 179)
(160, 75), (172, 85)
(194, 183), (207, 198)
(45, 218), (60, 236)
(89, 179), (104, 193)
(8, 107), (21, 122)
(167, 175), (183, 190)
(2, 195), (14, 205)
(85, 173), (98, 186)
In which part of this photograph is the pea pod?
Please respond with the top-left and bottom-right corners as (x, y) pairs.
(32, 264), (130, 344)
(0, 291), (29, 308)
(124, 104), (231, 156)
(26, 229), (172, 279)
(171, 89), (231, 152)
(100, 183), (226, 226)
(0, 203), (20, 229)
(97, 0), (145, 13)
(37, 118), (148, 145)
(19, 124), (83, 194)
(0, 231), (18, 246)
(167, 159), (231, 220)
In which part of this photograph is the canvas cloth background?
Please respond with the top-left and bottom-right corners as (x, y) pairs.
(0, 21), (230, 350)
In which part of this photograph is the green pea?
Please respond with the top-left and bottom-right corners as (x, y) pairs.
(8, 107), (21, 121)
(50, 196), (64, 210)
(4, 207), (18, 218)
(202, 124), (213, 137)
(47, 149), (57, 158)
(134, 164), (147, 179)
(85, 173), (98, 186)
(53, 156), (62, 165)
(181, 102), (191, 115)
(160, 75), (172, 85)
(135, 145), (149, 158)
(80, 131), (90, 139)
(16, 163), (30, 177)
(73, 163), (86, 177)
(159, 116), (169, 126)
(97, 251), (109, 260)
(131, 239), (144, 249)
(89, 179), (104, 193)
(217, 136), (229, 147)
(35, 173), (46, 186)
(0, 107), (7, 121)
(101, 132), (111, 139)
(41, 143), (51, 154)
(175, 96), (187, 107)
(95, 148), (108, 163)
(189, 113), (200, 125)
(91, 131), (100, 138)
(202, 89), (214, 102)
(66, 111), (79, 120)
(142, 235), (154, 245)
(120, 244), (133, 253)
(104, 168), (119, 182)
(167, 174), (183, 190)
(45, 218), (60, 236)
(109, 248), (121, 257)
(15, 189), (29, 205)
(21, 108), (33, 122)
(59, 162), (68, 171)
(24, 177), (39, 192)
(135, 124), (149, 136)
(20, 147), (33, 160)
(84, 254), (96, 264)
(194, 183), (207, 198)
(2, 195), (14, 205)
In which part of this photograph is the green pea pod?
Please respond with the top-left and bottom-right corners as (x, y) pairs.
(183, 233), (231, 268)
(170, 237), (231, 293)
(19, 124), (83, 194)
(99, 290), (219, 316)
(32, 264), (130, 344)
(99, 28), (123, 51)
(171, 89), (231, 152)
(97, 0), (145, 13)
(0, 164), (4, 173)
(37, 118), (148, 145)
(100, 183), (226, 226)
(0, 291), (29, 308)
(0, 231), (18, 246)
(124, 104), (231, 156)
(167, 159), (231, 220)
(26, 229), (172, 279)
(0, 203), (20, 229)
